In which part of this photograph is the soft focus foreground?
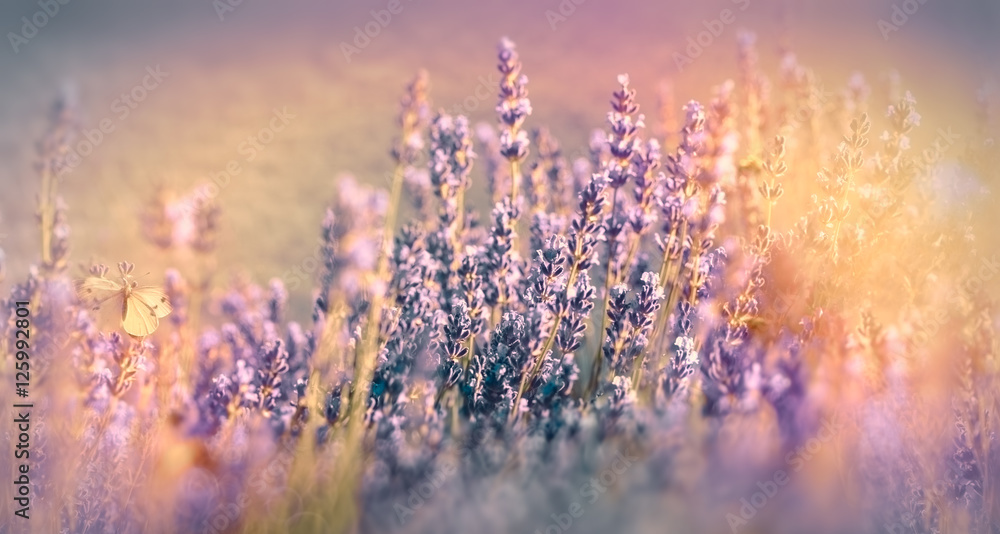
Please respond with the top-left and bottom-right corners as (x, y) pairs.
(1, 4), (1000, 534)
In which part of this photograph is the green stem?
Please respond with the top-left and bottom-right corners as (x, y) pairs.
(462, 336), (475, 371)
(347, 162), (404, 442)
(456, 183), (466, 244)
(654, 219), (688, 342)
(686, 236), (705, 308)
(586, 188), (621, 398)
(39, 165), (54, 270)
(510, 158), (520, 203)
(644, 217), (691, 389)
(630, 349), (645, 387)
(331, 162), (407, 533)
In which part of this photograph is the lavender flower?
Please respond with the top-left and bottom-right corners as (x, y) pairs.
(628, 139), (663, 236)
(567, 174), (608, 274)
(659, 335), (699, 406)
(496, 37), (532, 200)
(392, 69), (430, 169)
(441, 298), (471, 363)
(607, 74), (643, 170)
(528, 234), (568, 310)
(457, 253), (487, 339)
(480, 197), (520, 314)
(267, 278), (288, 324)
(254, 339), (291, 418)
(701, 325), (762, 415)
(464, 311), (529, 427)
(496, 37), (532, 162)
(555, 271), (595, 355)
(622, 272), (663, 377)
(403, 166), (433, 220)
(519, 174), (606, 411)
(429, 113), (476, 230)
(373, 225), (442, 407)
(475, 122), (510, 203)
(601, 284), (629, 370)
(529, 211), (567, 260)
(601, 74), (644, 277)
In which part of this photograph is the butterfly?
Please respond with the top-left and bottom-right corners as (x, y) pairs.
(75, 261), (172, 337)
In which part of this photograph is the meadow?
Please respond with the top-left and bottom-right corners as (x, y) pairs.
(1, 2), (999, 533)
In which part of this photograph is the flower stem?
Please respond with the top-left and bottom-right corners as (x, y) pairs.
(510, 158), (520, 203)
(587, 188), (621, 398)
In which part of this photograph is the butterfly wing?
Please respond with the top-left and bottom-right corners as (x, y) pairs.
(76, 277), (126, 329)
(132, 287), (173, 319)
(123, 295), (160, 337)
(75, 277), (123, 309)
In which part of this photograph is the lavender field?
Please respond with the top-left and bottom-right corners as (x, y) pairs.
(1, 1), (999, 533)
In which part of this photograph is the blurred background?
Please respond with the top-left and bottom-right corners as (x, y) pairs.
(1, 0), (997, 317)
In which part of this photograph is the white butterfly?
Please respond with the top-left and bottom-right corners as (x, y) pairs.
(75, 261), (172, 337)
